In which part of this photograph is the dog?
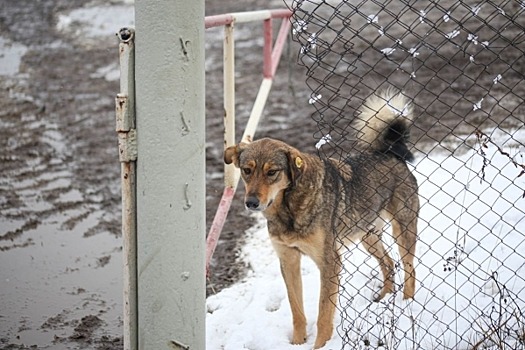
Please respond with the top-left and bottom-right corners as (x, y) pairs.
(224, 91), (419, 349)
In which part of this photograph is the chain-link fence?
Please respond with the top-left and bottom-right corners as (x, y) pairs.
(288, 0), (525, 349)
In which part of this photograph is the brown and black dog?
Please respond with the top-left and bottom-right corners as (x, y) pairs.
(224, 91), (419, 349)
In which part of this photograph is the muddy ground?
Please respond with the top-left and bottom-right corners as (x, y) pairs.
(1, 0), (524, 349)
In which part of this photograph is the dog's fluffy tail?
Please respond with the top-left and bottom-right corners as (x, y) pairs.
(355, 91), (414, 162)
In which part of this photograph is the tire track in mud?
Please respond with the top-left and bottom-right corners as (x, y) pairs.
(0, 65), (118, 254)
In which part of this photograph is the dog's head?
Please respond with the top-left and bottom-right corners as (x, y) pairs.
(224, 138), (306, 212)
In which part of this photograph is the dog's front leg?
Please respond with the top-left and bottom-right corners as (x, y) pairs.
(272, 242), (307, 345)
(313, 252), (340, 349)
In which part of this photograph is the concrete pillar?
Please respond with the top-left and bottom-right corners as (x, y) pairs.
(134, 1), (205, 349)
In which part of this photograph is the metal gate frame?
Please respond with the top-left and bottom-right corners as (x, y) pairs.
(203, 9), (292, 275)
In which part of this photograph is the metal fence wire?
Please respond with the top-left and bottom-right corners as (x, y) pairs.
(288, 0), (525, 349)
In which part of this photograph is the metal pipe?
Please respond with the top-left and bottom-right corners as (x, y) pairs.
(270, 9), (293, 19)
(271, 18), (291, 77)
(224, 23), (236, 190)
(205, 14), (234, 29)
(263, 19), (273, 79)
(205, 77), (274, 275)
(205, 187), (235, 276)
(241, 78), (273, 143)
(230, 10), (272, 23)
(116, 27), (137, 350)
(204, 9), (291, 29)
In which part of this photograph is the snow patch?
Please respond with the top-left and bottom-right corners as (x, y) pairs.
(207, 129), (525, 349)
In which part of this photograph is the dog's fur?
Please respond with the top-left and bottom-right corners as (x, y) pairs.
(224, 91), (419, 349)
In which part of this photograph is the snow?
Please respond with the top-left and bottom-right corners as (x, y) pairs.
(56, 5), (134, 38)
(206, 129), (525, 350)
(315, 134), (332, 150)
(0, 36), (28, 76)
(367, 15), (379, 24)
(380, 48), (396, 56)
(293, 20), (308, 35)
(308, 94), (322, 105)
(55, 3), (134, 82)
(90, 62), (120, 82)
(473, 97), (484, 111)
(445, 30), (461, 40)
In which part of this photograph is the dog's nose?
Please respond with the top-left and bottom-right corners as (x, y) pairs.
(245, 196), (260, 210)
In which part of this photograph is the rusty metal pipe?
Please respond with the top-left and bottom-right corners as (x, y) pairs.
(116, 27), (137, 350)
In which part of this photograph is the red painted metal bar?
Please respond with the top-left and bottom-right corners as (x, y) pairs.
(206, 187), (235, 277)
(205, 14), (234, 29)
(271, 19), (291, 77)
(270, 9), (293, 19)
(263, 19), (273, 79)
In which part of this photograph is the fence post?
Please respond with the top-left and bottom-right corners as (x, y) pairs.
(116, 27), (138, 350)
(134, 1), (205, 349)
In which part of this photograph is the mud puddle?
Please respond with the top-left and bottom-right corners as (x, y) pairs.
(1, 217), (122, 348)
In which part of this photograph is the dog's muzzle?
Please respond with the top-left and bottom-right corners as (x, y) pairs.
(245, 196), (272, 211)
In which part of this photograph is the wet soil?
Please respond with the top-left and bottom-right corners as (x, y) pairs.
(1, 0), (523, 349)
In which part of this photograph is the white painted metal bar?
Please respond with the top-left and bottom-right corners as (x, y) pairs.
(116, 27), (137, 350)
(241, 78), (273, 143)
(229, 10), (272, 23)
(224, 23), (236, 190)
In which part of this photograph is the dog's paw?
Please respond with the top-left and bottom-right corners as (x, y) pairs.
(313, 324), (333, 349)
(313, 337), (328, 349)
(291, 331), (307, 345)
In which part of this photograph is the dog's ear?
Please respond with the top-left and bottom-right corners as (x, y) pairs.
(287, 149), (306, 187)
(224, 143), (245, 168)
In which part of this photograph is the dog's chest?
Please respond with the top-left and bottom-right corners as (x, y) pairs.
(269, 227), (326, 258)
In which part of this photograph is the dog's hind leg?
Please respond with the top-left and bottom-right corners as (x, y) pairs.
(272, 243), (307, 345)
(391, 216), (417, 299)
(362, 231), (395, 301)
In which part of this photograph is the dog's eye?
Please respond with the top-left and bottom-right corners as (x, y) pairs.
(267, 170), (278, 176)
(242, 168), (252, 175)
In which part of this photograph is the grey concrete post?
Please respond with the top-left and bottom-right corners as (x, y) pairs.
(134, 1), (205, 349)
